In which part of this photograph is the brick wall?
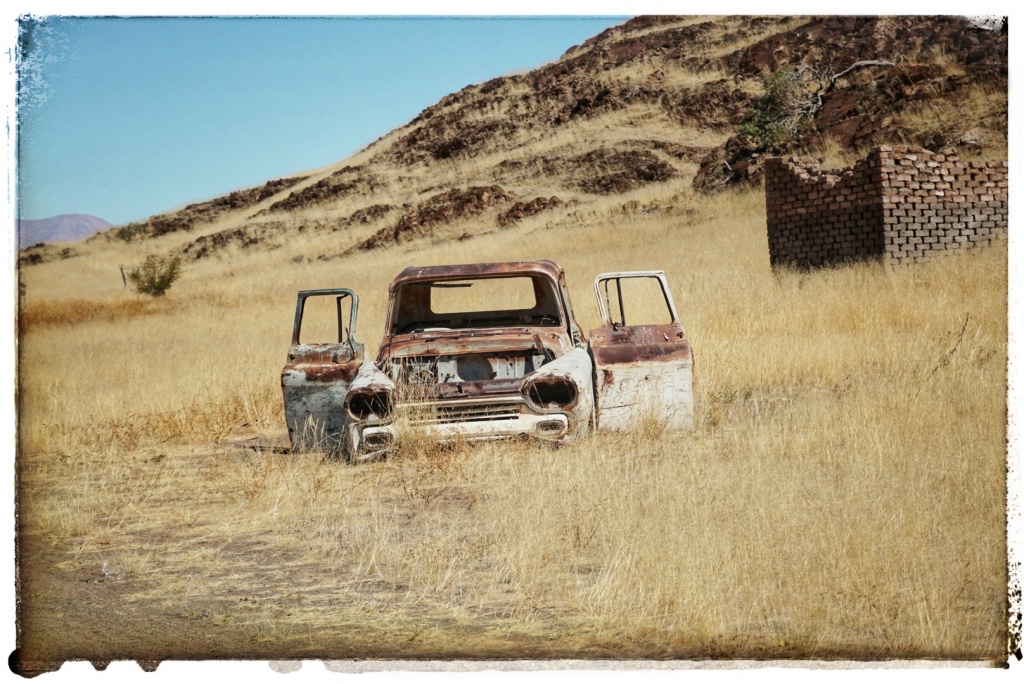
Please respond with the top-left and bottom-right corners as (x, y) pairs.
(764, 151), (886, 268)
(764, 146), (1008, 268)
(880, 147), (1008, 264)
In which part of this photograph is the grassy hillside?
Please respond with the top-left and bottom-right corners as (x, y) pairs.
(18, 16), (1006, 274)
(14, 15), (1010, 670)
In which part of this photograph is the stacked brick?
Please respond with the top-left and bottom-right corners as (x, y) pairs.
(879, 147), (1007, 264)
(765, 146), (1008, 268)
(764, 152), (886, 269)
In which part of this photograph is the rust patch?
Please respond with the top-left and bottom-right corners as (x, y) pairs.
(284, 360), (362, 384)
(380, 329), (571, 360)
(433, 378), (523, 398)
(589, 323), (691, 365)
(389, 260), (565, 289)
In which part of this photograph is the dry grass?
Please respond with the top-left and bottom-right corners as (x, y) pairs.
(703, 16), (809, 61)
(910, 44), (969, 77)
(18, 297), (183, 332)
(16, 169), (1009, 661)
(12, 13), (1011, 663)
(893, 83), (1007, 158)
(794, 136), (865, 170)
(14, 14), (1010, 659)
(592, 60), (732, 90)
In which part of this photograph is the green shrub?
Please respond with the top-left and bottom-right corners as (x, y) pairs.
(738, 68), (812, 148)
(116, 222), (149, 242)
(127, 255), (183, 297)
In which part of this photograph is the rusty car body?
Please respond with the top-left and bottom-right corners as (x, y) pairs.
(282, 260), (693, 461)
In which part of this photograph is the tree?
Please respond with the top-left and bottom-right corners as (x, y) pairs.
(738, 68), (812, 148)
(127, 255), (183, 297)
(739, 61), (894, 148)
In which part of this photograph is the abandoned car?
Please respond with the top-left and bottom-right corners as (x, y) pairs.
(281, 260), (693, 460)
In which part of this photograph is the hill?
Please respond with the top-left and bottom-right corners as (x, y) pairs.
(19, 15), (1003, 270)
(18, 213), (112, 249)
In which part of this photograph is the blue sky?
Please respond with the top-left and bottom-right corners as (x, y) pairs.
(16, 16), (625, 225)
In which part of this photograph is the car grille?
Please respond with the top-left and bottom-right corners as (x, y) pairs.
(407, 399), (525, 425)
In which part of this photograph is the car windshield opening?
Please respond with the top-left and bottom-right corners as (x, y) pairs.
(391, 275), (562, 334)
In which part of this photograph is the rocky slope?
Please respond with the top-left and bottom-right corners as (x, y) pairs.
(29, 16), (1007, 265)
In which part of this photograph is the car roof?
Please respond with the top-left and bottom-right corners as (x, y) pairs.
(389, 260), (565, 290)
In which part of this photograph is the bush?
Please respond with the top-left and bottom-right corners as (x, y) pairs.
(116, 222), (149, 242)
(127, 255), (183, 297)
(738, 68), (812, 148)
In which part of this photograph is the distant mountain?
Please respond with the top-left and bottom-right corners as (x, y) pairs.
(18, 214), (113, 248)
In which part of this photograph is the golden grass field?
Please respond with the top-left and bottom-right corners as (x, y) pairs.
(13, 17), (1012, 666)
(16, 180), (1010, 664)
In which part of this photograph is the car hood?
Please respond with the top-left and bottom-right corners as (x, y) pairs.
(379, 328), (573, 360)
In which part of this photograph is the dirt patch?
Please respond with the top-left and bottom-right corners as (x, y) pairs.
(14, 532), (220, 667)
(352, 186), (514, 251)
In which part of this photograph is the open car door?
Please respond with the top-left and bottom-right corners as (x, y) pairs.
(281, 289), (364, 452)
(589, 271), (694, 431)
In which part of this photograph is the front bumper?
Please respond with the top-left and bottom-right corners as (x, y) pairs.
(352, 410), (574, 460)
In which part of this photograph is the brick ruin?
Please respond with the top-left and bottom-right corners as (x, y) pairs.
(764, 146), (1008, 268)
